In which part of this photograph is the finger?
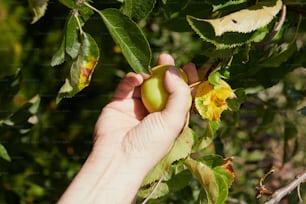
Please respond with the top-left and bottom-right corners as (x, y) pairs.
(157, 53), (175, 65)
(161, 67), (191, 134)
(112, 72), (144, 100)
(183, 63), (199, 84)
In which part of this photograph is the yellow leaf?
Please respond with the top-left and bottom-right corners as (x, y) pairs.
(195, 80), (235, 121)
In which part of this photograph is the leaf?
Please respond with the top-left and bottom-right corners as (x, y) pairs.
(59, 0), (94, 18)
(196, 121), (220, 152)
(212, 0), (248, 12)
(198, 0), (282, 36)
(208, 71), (222, 86)
(141, 127), (194, 186)
(185, 157), (234, 204)
(259, 42), (297, 68)
(65, 15), (81, 59)
(226, 88), (246, 112)
(51, 36), (66, 67)
(99, 8), (151, 73)
(187, 16), (269, 49)
(167, 169), (193, 192)
(138, 182), (169, 199)
(0, 144), (11, 162)
(122, 0), (156, 21)
(28, 0), (49, 24)
(195, 80), (235, 121)
(1, 95), (40, 134)
(56, 32), (99, 103)
(299, 106), (306, 116)
(184, 158), (219, 204)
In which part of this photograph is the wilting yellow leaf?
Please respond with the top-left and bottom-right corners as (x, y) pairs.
(195, 80), (235, 121)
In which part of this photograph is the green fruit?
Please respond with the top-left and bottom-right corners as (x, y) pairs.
(141, 64), (188, 113)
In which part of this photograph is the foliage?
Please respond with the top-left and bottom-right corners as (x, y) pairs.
(0, 0), (305, 203)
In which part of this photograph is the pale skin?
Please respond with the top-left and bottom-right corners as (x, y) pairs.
(58, 54), (199, 204)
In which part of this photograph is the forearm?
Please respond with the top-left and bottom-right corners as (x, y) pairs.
(58, 149), (148, 204)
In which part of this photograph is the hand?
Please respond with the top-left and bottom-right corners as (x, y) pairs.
(58, 54), (198, 204)
(93, 54), (198, 170)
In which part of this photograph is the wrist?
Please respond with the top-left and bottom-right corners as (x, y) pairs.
(58, 147), (148, 204)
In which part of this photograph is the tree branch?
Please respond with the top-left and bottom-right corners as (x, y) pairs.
(264, 170), (306, 204)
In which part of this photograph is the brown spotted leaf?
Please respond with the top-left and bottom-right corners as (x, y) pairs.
(56, 32), (99, 103)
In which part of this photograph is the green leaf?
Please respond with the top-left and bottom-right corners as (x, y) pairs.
(212, 0), (248, 12)
(138, 182), (169, 199)
(167, 169), (193, 192)
(56, 32), (99, 103)
(28, 0), (49, 24)
(99, 8), (151, 73)
(141, 127), (194, 186)
(185, 158), (219, 204)
(65, 15), (81, 59)
(194, 0), (282, 36)
(51, 35), (66, 67)
(227, 88), (246, 112)
(259, 42), (297, 68)
(122, 0), (156, 21)
(185, 157), (234, 204)
(195, 121), (220, 152)
(0, 144), (11, 162)
(59, 0), (76, 9)
(208, 71), (222, 86)
(59, 0), (94, 17)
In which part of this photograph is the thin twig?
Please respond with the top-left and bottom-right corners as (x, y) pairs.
(264, 170), (306, 204)
(141, 175), (165, 204)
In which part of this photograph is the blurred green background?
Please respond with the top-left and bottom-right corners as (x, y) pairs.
(0, 0), (305, 203)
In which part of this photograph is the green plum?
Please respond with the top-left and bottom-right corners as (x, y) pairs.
(141, 64), (188, 113)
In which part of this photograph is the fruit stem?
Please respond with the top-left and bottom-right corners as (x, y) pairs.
(189, 81), (201, 88)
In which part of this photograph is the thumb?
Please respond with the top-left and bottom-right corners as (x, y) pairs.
(161, 67), (191, 132)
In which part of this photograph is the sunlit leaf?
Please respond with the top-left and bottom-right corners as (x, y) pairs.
(141, 127), (194, 186)
(187, 16), (269, 49)
(99, 8), (151, 73)
(184, 158), (219, 204)
(56, 32), (99, 103)
(208, 71), (222, 86)
(28, 0), (49, 24)
(195, 80), (235, 121)
(193, 0), (282, 36)
(185, 157), (235, 204)
(138, 182), (169, 199)
(0, 144), (11, 162)
(122, 0), (156, 21)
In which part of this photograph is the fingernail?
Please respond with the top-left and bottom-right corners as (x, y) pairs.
(168, 66), (182, 79)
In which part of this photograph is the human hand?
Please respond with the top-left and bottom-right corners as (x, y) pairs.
(58, 54), (199, 204)
(93, 53), (198, 171)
